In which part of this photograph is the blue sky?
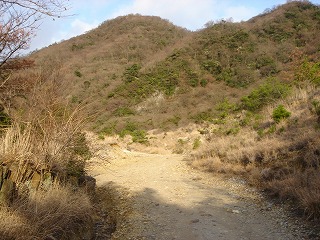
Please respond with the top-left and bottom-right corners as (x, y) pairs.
(28, 0), (320, 52)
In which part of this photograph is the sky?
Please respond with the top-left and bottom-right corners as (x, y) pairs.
(28, 0), (320, 52)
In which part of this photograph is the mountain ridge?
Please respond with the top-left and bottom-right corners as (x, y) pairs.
(21, 1), (320, 134)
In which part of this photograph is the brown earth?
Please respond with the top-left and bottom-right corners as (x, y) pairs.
(86, 133), (315, 240)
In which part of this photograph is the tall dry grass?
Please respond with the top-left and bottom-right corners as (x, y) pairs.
(0, 61), (94, 239)
(0, 184), (93, 240)
(189, 86), (320, 219)
(0, 102), (90, 186)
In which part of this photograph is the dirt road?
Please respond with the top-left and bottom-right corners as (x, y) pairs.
(87, 140), (308, 240)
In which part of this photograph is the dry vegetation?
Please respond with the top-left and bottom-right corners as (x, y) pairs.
(0, 63), (94, 239)
(25, 1), (320, 138)
(1, 0), (320, 237)
(0, 185), (92, 240)
(189, 83), (320, 219)
(23, 0), (320, 220)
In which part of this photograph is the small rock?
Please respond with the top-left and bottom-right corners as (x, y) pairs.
(191, 219), (200, 223)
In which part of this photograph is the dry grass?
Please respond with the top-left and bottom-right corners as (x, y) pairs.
(2, 1), (318, 231)
(0, 63), (94, 239)
(0, 184), (93, 240)
(0, 106), (94, 239)
(189, 86), (320, 219)
(0, 101), (89, 184)
(1, 60), (92, 183)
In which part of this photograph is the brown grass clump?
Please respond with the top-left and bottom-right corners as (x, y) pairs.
(1, 60), (92, 184)
(266, 171), (320, 219)
(0, 62), (94, 239)
(189, 86), (320, 219)
(0, 108), (94, 239)
(0, 184), (93, 240)
(0, 104), (90, 185)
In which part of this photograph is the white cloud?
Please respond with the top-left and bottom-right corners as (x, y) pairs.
(51, 19), (99, 42)
(225, 6), (257, 22)
(27, 18), (99, 53)
(111, 0), (260, 30)
(72, 19), (98, 33)
(113, 0), (220, 30)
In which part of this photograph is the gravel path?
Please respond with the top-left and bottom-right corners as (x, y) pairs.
(87, 142), (314, 240)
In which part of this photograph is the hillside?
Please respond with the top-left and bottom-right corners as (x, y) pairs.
(4, 0), (320, 224)
(19, 1), (318, 137)
(31, 14), (190, 127)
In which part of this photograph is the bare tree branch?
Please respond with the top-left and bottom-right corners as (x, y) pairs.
(0, 0), (69, 110)
(0, 0), (70, 67)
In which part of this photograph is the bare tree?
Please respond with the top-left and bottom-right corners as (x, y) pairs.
(0, 0), (70, 110)
(0, 0), (70, 69)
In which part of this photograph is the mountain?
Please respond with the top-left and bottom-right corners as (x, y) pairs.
(24, 1), (319, 135)
(6, 0), (320, 221)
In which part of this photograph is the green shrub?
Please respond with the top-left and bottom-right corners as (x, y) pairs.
(107, 92), (115, 98)
(227, 30), (249, 49)
(200, 79), (208, 87)
(71, 41), (94, 51)
(186, 70), (199, 87)
(99, 122), (117, 136)
(295, 61), (320, 86)
(241, 78), (290, 111)
(193, 137), (201, 150)
(191, 110), (213, 124)
(311, 100), (320, 124)
(113, 107), (135, 117)
(0, 110), (11, 127)
(131, 129), (148, 143)
(178, 138), (188, 145)
(74, 70), (82, 78)
(225, 127), (240, 135)
(255, 55), (278, 77)
(201, 60), (222, 75)
(71, 96), (79, 103)
(217, 68), (234, 83)
(272, 105), (291, 123)
(167, 115), (181, 126)
(119, 122), (148, 144)
(216, 67), (253, 88)
(111, 73), (117, 80)
(66, 133), (92, 177)
(216, 98), (237, 112)
(311, 100), (320, 116)
(262, 24), (293, 42)
(98, 133), (105, 140)
(123, 64), (141, 83)
(83, 81), (90, 89)
(188, 77), (199, 87)
(239, 111), (253, 126)
(71, 43), (84, 51)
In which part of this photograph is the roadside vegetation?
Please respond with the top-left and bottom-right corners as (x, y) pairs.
(0, 59), (94, 240)
(189, 58), (320, 219)
(0, 1), (94, 239)
(1, 0), (320, 237)
(70, 1), (320, 219)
